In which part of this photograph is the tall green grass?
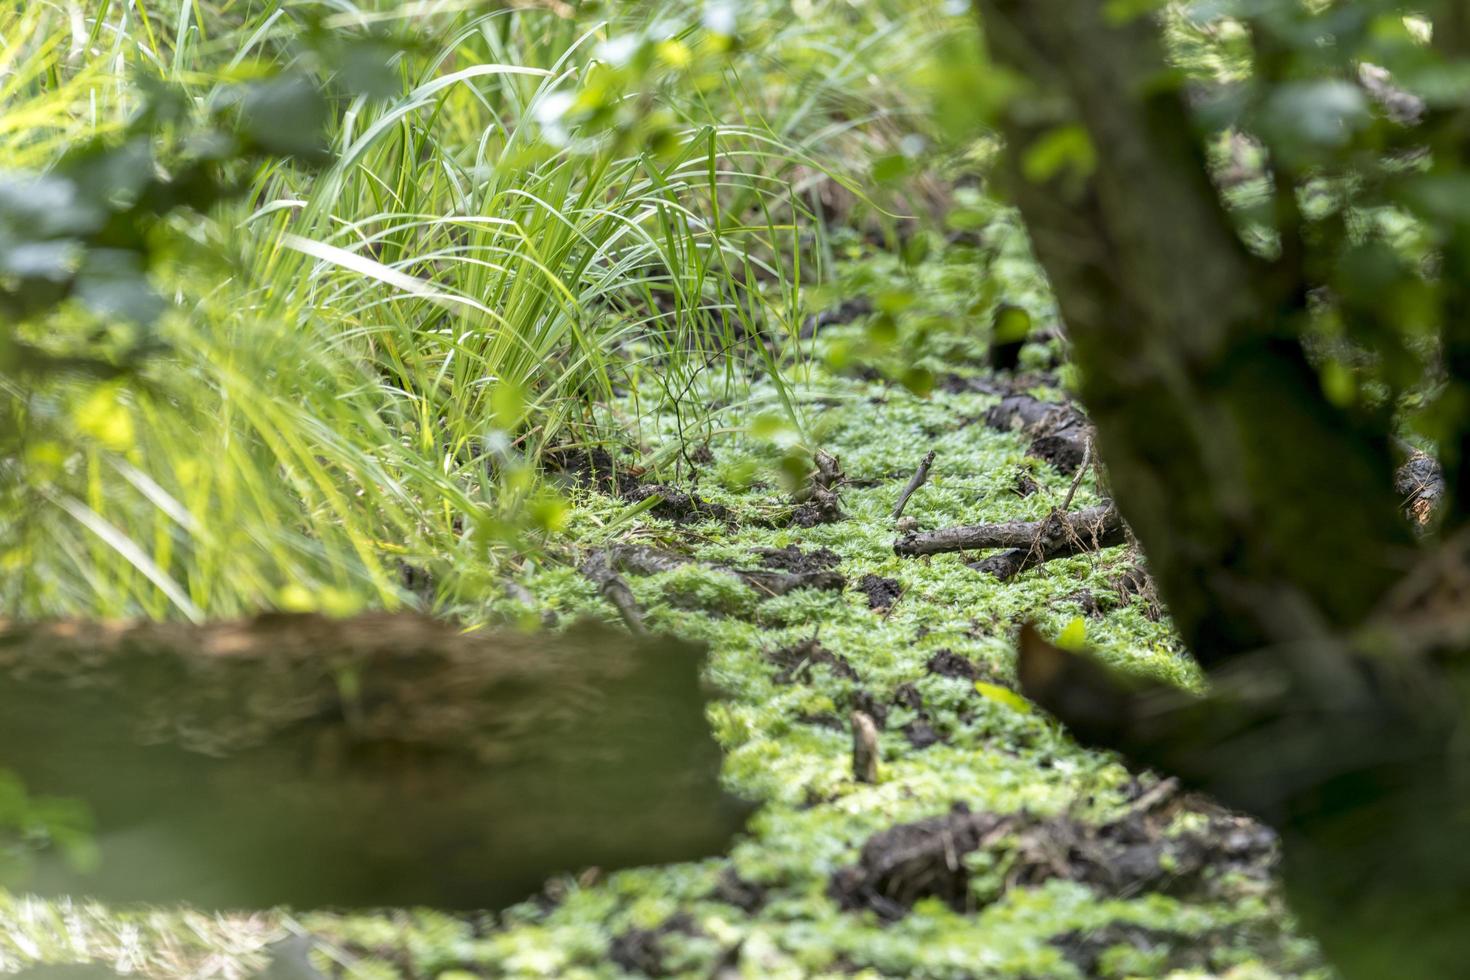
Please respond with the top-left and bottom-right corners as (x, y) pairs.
(1, 0), (968, 621)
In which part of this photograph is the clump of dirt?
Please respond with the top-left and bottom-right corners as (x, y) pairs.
(766, 638), (859, 685)
(543, 446), (642, 496)
(800, 296), (874, 339)
(849, 689), (890, 728)
(790, 498), (844, 527)
(1051, 923), (1213, 976)
(753, 544), (842, 574)
(790, 449), (846, 526)
(829, 793), (1277, 921)
(985, 393), (1091, 475)
(893, 682), (924, 711)
(1050, 919), (1317, 978)
(627, 484), (730, 522)
(857, 574), (902, 611)
(926, 649), (979, 680)
(1012, 470), (1040, 498)
(901, 719), (943, 749)
(608, 914), (704, 978)
(709, 867), (767, 914)
(829, 804), (1012, 920)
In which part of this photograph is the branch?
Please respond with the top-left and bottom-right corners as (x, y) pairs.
(892, 451), (937, 519)
(895, 504), (1119, 557)
(581, 549), (648, 635)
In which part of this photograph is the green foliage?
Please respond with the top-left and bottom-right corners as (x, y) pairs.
(0, 0), (959, 619)
(1169, 1), (1470, 442)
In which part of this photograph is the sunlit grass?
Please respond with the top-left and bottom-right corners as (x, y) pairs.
(1, 0), (964, 620)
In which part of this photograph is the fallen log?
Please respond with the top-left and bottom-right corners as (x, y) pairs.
(0, 613), (749, 909)
(894, 504), (1124, 580)
(897, 505), (1124, 580)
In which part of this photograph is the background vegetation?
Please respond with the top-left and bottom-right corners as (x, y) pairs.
(8, 0), (1467, 976)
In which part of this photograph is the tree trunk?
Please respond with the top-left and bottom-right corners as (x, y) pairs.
(971, 3), (1470, 974)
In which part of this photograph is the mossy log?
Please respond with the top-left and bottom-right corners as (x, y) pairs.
(0, 613), (749, 909)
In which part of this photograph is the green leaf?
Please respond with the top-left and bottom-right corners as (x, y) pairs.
(974, 681), (1032, 715)
(1022, 125), (1096, 184)
(1056, 616), (1088, 651)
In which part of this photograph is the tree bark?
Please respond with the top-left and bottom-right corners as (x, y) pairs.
(895, 504), (1123, 574)
(970, 3), (1470, 975)
(974, 0), (1414, 668)
(0, 613), (749, 909)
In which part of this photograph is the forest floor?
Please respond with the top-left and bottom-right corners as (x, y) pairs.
(0, 291), (1328, 979)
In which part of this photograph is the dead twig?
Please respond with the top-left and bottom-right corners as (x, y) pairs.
(892, 451), (937, 520)
(1059, 437), (1092, 513)
(580, 549), (648, 636)
(851, 710), (880, 784)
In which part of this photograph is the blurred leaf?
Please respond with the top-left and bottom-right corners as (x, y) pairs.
(993, 305), (1033, 344)
(1022, 125), (1096, 183)
(872, 153), (911, 184)
(73, 385), (135, 452)
(238, 73), (330, 160)
(1056, 616), (1088, 651)
(975, 681), (1032, 715)
(73, 249), (163, 324)
(900, 366), (935, 397)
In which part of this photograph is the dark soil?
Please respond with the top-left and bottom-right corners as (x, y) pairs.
(543, 446), (642, 496)
(1068, 566), (1160, 621)
(1051, 923), (1215, 976)
(800, 296), (874, 339)
(627, 484), (731, 522)
(753, 544), (842, 573)
(857, 574), (903, 611)
(828, 804), (1013, 920)
(849, 689), (891, 729)
(829, 795), (1278, 922)
(926, 649), (980, 681)
(892, 682), (924, 711)
(709, 867), (768, 914)
(737, 569), (846, 600)
(1050, 919), (1318, 978)
(985, 393), (1091, 475)
(789, 494), (845, 527)
(901, 719), (943, 749)
(766, 638), (860, 685)
(608, 914), (704, 978)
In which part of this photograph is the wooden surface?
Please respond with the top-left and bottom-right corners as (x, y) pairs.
(0, 613), (750, 909)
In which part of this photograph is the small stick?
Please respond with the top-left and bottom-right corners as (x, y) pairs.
(1060, 436), (1092, 513)
(580, 550), (647, 636)
(892, 451), (937, 519)
(851, 710), (880, 784)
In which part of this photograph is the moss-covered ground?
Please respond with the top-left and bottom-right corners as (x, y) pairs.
(0, 246), (1326, 979)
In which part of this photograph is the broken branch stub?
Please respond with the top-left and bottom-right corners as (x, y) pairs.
(0, 613), (750, 909)
(892, 451), (937, 520)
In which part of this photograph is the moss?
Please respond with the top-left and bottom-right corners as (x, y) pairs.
(0, 252), (1310, 979)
